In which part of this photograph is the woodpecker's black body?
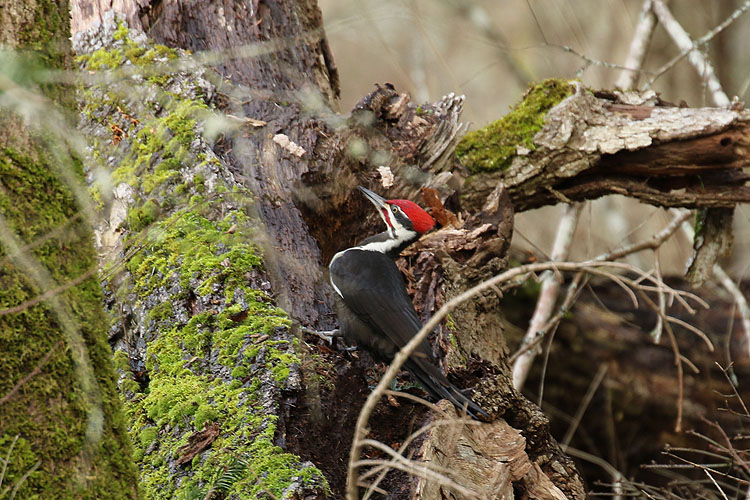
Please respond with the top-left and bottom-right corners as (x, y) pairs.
(329, 187), (487, 420)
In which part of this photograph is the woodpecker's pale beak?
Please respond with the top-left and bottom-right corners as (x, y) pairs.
(358, 186), (388, 209)
(358, 186), (392, 230)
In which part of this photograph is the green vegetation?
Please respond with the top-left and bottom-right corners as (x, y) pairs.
(77, 20), (326, 499)
(456, 78), (573, 173)
(0, 144), (139, 499)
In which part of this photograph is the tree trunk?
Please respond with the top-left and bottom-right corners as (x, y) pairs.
(0, 1), (139, 498)
(66, 1), (750, 499)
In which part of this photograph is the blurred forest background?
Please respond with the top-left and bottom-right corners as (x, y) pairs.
(320, 0), (750, 276)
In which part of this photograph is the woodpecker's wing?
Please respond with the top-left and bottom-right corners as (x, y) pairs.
(330, 249), (488, 420)
(330, 249), (430, 356)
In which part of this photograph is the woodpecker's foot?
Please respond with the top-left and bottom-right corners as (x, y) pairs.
(300, 327), (342, 344)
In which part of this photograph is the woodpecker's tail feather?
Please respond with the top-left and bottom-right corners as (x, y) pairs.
(404, 359), (489, 421)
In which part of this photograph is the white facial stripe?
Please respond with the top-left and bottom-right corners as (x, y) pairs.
(357, 230), (415, 254)
(387, 205), (412, 238)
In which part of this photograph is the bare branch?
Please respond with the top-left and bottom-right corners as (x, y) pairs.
(616, 0), (656, 90)
(509, 210), (692, 365)
(513, 203), (582, 390)
(648, 0), (750, 106)
(644, 0), (750, 96)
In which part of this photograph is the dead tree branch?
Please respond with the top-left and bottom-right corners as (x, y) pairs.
(461, 82), (750, 213)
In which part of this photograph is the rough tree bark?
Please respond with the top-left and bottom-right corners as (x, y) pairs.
(62, 0), (750, 499)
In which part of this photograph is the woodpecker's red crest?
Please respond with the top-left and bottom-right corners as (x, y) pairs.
(357, 186), (436, 239)
(386, 199), (436, 234)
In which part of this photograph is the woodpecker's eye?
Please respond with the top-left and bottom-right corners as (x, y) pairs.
(391, 206), (399, 214)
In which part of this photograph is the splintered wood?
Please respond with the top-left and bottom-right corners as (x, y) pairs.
(415, 402), (566, 500)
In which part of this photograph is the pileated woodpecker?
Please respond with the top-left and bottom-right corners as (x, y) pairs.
(329, 186), (487, 420)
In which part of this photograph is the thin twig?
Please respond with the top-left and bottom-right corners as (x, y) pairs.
(651, 251), (666, 343)
(509, 272), (585, 364)
(644, 0), (750, 95)
(659, 451), (750, 486)
(712, 265), (750, 360)
(562, 363), (609, 449)
(552, 44), (644, 78)
(0, 342), (61, 406)
(616, 0), (656, 90)
(355, 458), (482, 499)
(566, 446), (624, 500)
(595, 210), (692, 263)
(513, 203), (581, 390)
(647, 0), (749, 106)
(0, 435), (19, 491)
(441, 0), (535, 88)
(715, 362), (750, 417)
(636, 288), (686, 432)
(8, 460), (40, 500)
(705, 469), (730, 500)
(0, 267), (98, 316)
(510, 210), (691, 382)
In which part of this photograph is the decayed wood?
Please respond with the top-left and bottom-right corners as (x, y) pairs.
(415, 402), (530, 500)
(397, 191), (586, 500)
(461, 84), (750, 212)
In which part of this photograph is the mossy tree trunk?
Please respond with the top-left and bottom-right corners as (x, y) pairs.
(66, 1), (750, 500)
(0, 1), (139, 499)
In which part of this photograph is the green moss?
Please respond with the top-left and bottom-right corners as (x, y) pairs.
(193, 173), (205, 193)
(114, 350), (131, 371)
(456, 78), (573, 173)
(0, 144), (139, 498)
(139, 428), (158, 447)
(76, 29), (178, 72)
(119, 202), (321, 497)
(269, 349), (300, 383)
(127, 199), (160, 231)
(79, 23), (326, 497)
(119, 205), (319, 498)
(148, 300), (173, 322)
